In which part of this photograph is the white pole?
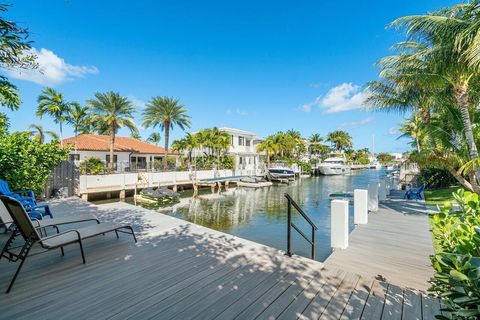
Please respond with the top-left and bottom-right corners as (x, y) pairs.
(368, 183), (379, 212)
(354, 189), (368, 224)
(379, 180), (387, 201)
(331, 200), (349, 249)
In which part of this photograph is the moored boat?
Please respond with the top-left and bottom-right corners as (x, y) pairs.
(266, 162), (295, 181)
(318, 153), (351, 175)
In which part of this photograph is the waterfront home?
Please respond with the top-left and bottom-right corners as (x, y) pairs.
(192, 127), (266, 176)
(63, 134), (179, 171)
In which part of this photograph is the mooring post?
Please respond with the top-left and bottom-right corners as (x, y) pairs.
(379, 179), (387, 201)
(368, 183), (379, 212)
(354, 189), (368, 225)
(331, 199), (349, 249)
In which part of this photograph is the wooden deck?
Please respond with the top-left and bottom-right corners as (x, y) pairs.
(0, 198), (443, 319)
(325, 191), (435, 291)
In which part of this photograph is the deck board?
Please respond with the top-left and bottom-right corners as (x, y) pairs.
(0, 197), (444, 320)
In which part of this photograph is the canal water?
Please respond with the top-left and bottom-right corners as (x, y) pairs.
(125, 169), (384, 261)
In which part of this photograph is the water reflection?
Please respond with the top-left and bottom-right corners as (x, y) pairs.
(129, 169), (384, 261)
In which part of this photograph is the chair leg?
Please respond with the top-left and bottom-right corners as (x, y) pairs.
(115, 230), (119, 239)
(6, 244), (33, 294)
(78, 240), (86, 264)
(129, 227), (137, 243)
(60, 246), (65, 256)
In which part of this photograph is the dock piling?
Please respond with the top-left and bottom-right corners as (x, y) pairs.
(354, 189), (368, 225)
(331, 200), (349, 249)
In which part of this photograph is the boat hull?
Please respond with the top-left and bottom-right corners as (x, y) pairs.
(318, 166), (351, 175)
(267, 168), (295, 181)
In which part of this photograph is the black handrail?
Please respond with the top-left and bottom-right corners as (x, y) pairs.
(284, 193), (318, 260)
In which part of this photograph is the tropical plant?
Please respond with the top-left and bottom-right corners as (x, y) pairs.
(147, 132), (161, 145)
(142, 96), (191, 169)
(377, 152), (394, 164)
(0, 4), (37, 111)
(326, 130), (352, 151)
(79, 157), (106, 175)
(27, 124), (59, 144)
(418, 167), (458, 189)
(130, 131), (142, 140)
(0, 131), (69, 195)
(398, 114), (428, 152)
(87, 92), (137, 170)
(36, 88), (71, 146)
(66, 102), (90, 154)
(430, 189), (480, 318)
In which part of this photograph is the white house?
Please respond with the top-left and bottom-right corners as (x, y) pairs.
(191, 127), (265, 176)
(62, 134), (179, 171)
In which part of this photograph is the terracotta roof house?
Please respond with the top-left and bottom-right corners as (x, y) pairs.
(62, 134), (178, 171)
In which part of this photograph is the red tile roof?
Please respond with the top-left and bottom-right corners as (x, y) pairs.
(62, 134), (178, 155)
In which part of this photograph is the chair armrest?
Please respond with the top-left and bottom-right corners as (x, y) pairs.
(13, 190), (35, 198)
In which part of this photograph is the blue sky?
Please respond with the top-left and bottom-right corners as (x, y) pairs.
(3, 0), (459, 152)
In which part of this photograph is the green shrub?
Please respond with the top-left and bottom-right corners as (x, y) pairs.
(0, 131), (69, 196)
(79, 157), (107, 175)
(430, 189), (480, 318)
(419, 167), (458, 189)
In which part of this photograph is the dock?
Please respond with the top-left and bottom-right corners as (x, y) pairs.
(0, 197), (444, 319)
(325, 190), (434, 290)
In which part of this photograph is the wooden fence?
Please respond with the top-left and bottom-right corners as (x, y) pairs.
(44, 160), (79, 198)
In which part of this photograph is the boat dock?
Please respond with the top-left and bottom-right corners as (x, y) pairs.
(325, 190), (435, 290)
(0, 197), (444, 319)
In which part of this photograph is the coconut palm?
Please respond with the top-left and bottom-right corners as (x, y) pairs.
(326, 130), (352, 151)
(130, 131), (142, 140)
(27, 124), (59, 144)
(36, 88), (71, 146)
(398, 114), (427, 152)
(387, 4), (480, 179)
(142, 96), (191, 169)
(87, 92), (137, 170)
(256, 136), (277, 165)
(147, 132), (161, 145)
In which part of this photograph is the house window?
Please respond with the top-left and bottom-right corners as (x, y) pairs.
(131, 156), (147, 170)
(69, 154), (80, 161)
(238, 136), (244, 146)
(231, 135), (234, 146)
(246, 139), (251, 146)
(106, 155), (118, 169)
(239, 157), (243, 164)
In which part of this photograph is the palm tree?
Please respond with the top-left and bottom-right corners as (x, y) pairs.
(36, 88), (70, 146)
(130, 131), (142, 140)
(256, 136), (277, 165)
(147, 132), (161, 145)
(142, 96), (191, 168)
(398, 115), (427, 152)
(87, 92), (137, 170)
(387, 4), (480, 179)
(326, 130), (352, 151)
(27, 124), (59, 144)
(66, 102), (90, 155)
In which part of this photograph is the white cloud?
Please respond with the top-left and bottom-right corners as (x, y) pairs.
(226, 108), (256, 116)
(129, 96), (146, 109)
(302, 82), (369, 113)
(340, 116), (374, 129)
(5, 48), (98, 86)
(389, 127), (399, 135)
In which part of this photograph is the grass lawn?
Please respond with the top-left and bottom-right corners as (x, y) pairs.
(423, 186), (464, 206)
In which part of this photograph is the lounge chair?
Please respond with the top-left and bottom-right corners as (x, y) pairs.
(0, 196), (137, 293)
(0, 180), (52, 219)
(404, 183), (427, 200)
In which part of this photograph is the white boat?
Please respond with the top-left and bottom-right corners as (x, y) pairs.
(371, 159), (382, 170)
(237, 177), (273, 188)
(318, 154), (351, 175)
(266, 162), (295, 181)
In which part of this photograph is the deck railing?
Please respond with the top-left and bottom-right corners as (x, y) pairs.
(284, 193), (318, 260)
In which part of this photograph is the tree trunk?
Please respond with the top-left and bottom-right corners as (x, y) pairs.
(447, 167), (475, 193)
(59, 121), (64, 147)
(455, 83), (480, 182)
(416, 136), (421, 153)
(109, 124), (116, 170)
(163, 122), (170, 170)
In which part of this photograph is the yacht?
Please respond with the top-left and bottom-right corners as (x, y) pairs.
(318, 153), (351, 175)
(266, 162), (295, 181)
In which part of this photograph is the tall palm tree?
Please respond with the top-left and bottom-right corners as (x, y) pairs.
(398, 114), (427, 152)
(142, 96), (191, 168)
(36, 88), (70, 146)
(87, 92), (137, 170)
(256, 136), (277, 165)
(387, 4), (480, 179)
(67, 102), (90, 155)
(147, 132), (161, 145)
(326, 130), (352, 151)
(27, 124), (59, 144)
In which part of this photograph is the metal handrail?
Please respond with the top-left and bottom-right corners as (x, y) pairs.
(284, 193), (318, 260)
